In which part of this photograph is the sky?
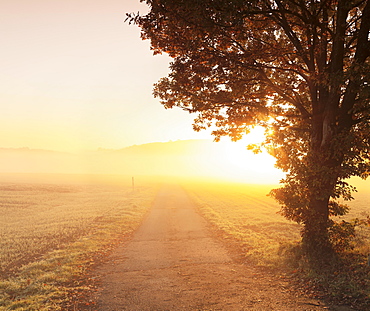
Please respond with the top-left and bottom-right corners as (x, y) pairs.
(0, 0), (288, 184)
(1, 0), (211, 152)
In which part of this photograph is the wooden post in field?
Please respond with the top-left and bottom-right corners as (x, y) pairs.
(132, 176), (135, 192)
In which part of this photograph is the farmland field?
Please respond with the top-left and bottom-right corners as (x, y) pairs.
(0, 173), (158, 310)
(182, 181), (301, 265)
(182, 179), (370, 266)
(0, 174), (368, 309)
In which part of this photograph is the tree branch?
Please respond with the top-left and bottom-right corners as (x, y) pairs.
(273, 0), (314, 72)
(256, 63), (311, 118)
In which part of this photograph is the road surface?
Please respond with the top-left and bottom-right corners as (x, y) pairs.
(94, 184), (341, 310)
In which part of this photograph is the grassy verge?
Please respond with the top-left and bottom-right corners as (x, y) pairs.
(0, 175), (158, 310)
(182, 179), (370, 308)
(182, 180), (301, 266)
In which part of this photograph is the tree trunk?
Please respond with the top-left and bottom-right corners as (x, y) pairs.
(302, 112), (338, 263)
(302, 195), (334, 263)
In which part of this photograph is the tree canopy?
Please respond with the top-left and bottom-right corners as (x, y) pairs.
(129, 0), (370, 260)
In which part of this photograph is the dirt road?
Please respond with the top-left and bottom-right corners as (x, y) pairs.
(94, 184), (338, 310)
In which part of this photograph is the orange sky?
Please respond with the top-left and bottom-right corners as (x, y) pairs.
(0, 0), (287, 184)
(1, 0), (211, 152)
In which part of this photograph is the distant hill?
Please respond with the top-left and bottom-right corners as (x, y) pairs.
(82, 140), (220, 177)
(0, 140), (284, 183)
(0, 140), (218, 176)
(97, 140), (213, 156)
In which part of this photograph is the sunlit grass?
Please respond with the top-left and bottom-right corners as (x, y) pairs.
(183, 179), (370, 265)
(182, 180), (301, 266)
(1, 174), (368, 309)
(0, 174), (158, 310)
(182, 179), (370, 306)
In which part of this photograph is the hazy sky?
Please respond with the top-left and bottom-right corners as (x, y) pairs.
(1, 0), (210, 152)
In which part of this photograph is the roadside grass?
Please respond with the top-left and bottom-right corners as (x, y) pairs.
(0, 174), (158, 310)
(182, 179), (370, 308)
(182, 180), (302, 266)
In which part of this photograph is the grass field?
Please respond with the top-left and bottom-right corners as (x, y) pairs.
(1, 174), (368, 309)
(182, 178), (370, 265)
(0, 174), (158, 310)
(182, 180), (302, 266)
(182, 178), (370, 305)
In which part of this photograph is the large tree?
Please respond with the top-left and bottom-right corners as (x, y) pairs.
(129, 0), (370, 260)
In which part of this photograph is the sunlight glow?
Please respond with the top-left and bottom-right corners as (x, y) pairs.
(0, 0), (283, 186)
(207, 127), (283, 184)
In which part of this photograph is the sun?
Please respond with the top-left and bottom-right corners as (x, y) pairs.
(211, 127), (283, 184)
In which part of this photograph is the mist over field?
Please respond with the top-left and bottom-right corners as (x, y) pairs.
(0, 140), (283, 184)
(0, 141), (368, 310)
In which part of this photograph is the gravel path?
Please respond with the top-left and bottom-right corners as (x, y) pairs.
(94, 184), (345, 310)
